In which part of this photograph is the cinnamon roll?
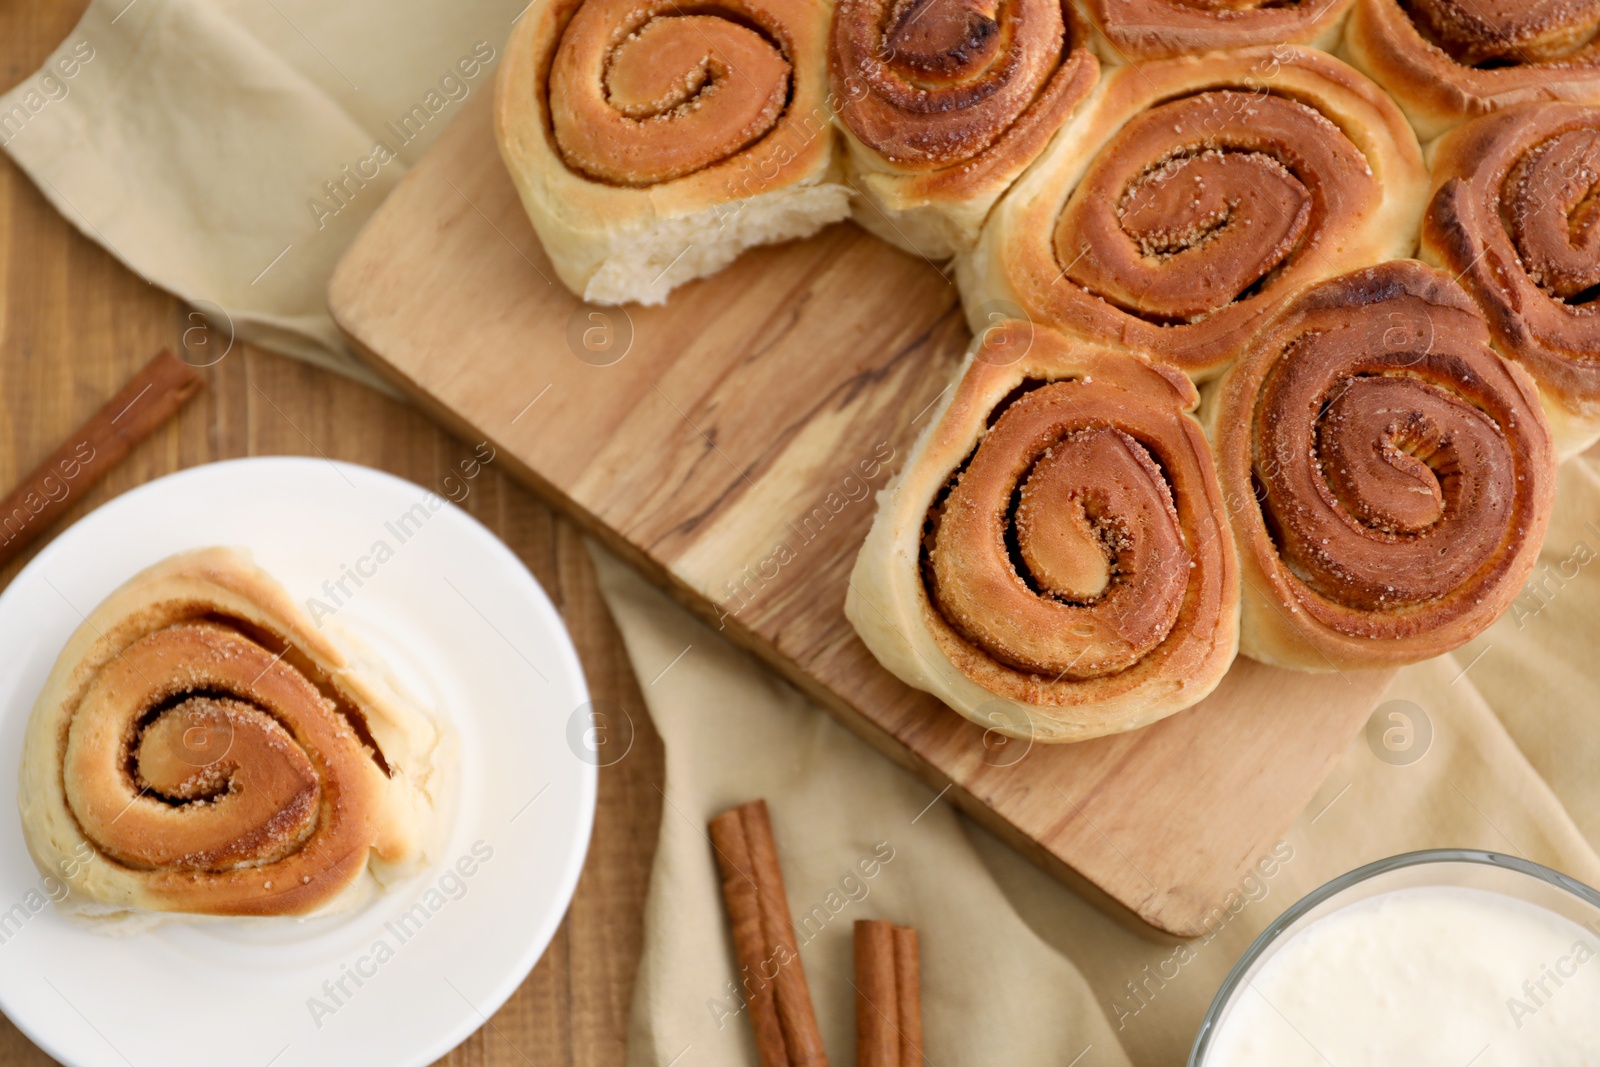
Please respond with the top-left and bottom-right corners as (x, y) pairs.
(497, 0), (850, 305)
(1081, 0), (1352, 63)
(846, 325), (1239, 743)
(829, 0), (1099, 258)
(19, 548), (449, 922)
(1342, 0), (1600, 141)
(959, 47), (1426, 381)
(1422, 102), (1600, 455)
(1208, 260), (1556, 672)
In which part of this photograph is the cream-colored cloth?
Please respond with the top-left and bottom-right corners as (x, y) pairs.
(7, 3), (1600, 1063)
(591, 548), (1136, 1067)
(592, 457), (1600, 1067)
(0, 0), (527, 386)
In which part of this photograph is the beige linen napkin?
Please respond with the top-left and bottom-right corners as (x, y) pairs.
(0, 0), (527, 385)
(592, 453), (1600, 1067)
(591, 549), (1136, 1067)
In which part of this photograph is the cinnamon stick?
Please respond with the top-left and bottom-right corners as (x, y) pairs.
(855, 920), (923, 1067)
(708, 799), (828, 1067)
(0, 350), (202, 570)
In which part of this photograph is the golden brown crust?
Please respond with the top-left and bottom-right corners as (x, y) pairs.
(829, 0), (1099, 256)
(846, 325), (1239, 743)
(1083, 0), (1354, 63)
(1207, 260), (1556, 672)
(551, 0), (792, 186)
(19, 548), (445, 920)
(1421, 102), (1600, 455)
(496, 0), (845, 301)
(1342, 0), (1600, 141)
(959, 47), (1427, 381)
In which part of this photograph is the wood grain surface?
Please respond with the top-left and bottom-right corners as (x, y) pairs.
(0, 5), (660, 1065)
(329, 92), (1397, 938)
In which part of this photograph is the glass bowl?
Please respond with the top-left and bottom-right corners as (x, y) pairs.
(1189, 848), (1600, 1065)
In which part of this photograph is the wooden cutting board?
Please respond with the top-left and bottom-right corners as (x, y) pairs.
(327, 92), (1394, 937)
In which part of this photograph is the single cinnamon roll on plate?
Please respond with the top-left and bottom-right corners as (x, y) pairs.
(497, 0), (850, 304)
(1342, 0), (1600, 141)
(1422, 102), (1600, 455)
(1207, 260), (1556, 672)
(829, 0), (1099, 258)
(1080, 0), (1352, 64)
(847, 324), (1239, 743)
(18, 547), (449, 921)
(0, 458), (591, 1064)
(959, 47), (1426, 381)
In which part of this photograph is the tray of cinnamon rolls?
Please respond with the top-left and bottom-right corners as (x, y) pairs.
(491, 0), (1597, 744)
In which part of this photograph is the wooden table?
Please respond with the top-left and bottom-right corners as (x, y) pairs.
(0, 5), (661, 1063)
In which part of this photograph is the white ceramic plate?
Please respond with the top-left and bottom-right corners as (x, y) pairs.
(0, 458), (596, 1067)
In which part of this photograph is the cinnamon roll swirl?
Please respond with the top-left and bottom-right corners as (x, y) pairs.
(1208, 261), (1556, 672)
(1342, 0), (1600, 141)
(959, 47), (1427, 381)
(19, 548), (448, 921)
(497, 0), (850, 305)
(846, 326), (1239, 743)
(829, 0), (1099, 258)
(1422, 102), (1600, 455)
(1081, 0), (1352, 63)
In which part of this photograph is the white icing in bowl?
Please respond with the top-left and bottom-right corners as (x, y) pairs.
(1193, 851), (1600, 1067)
